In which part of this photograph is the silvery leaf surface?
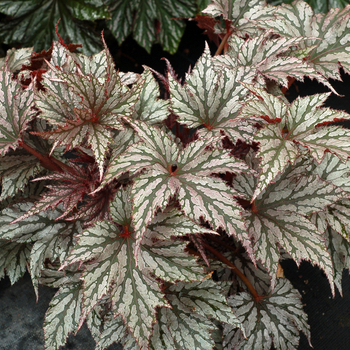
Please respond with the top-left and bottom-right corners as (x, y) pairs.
(169, 44), (251, 141)
(202, 0), (266, 30)
(223, 278), (310, 350)
(110, 186), (207, 282)
(101, 120), (248, 251)
(146, 205), (218, 240)
(257, 166), (345, 216)
(245, 209), (334, 292)
(312, 152), (350, 194)
(38, 264), (82, 289)
(35, 40), (142, 177)
(0, 47), (33, 72)
(325, 200), (350, 240)
(257, 1), (350, 80)
(94, 312), (139, 350)
(60, 219), (168, 350)
(164, 280), (243, 328)
(0, 153), (43, 201)
(0, 239), (31, 285)
(132, 68), (170, 124)
(101, 120), (178, 188)
(0, 66), (36, 156)
(43, 280), (84, 350)
(241, 85), (350, 199)
(0, 202), (82, 295)
(325, 226), (350, 296)
(214, 249), (271, 297)
(215, 32), (333, 90)
(150, 284), (218, 350)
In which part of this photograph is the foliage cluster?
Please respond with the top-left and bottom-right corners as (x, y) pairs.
(0, 0), (211, 55)
(1, 0), (350, 349)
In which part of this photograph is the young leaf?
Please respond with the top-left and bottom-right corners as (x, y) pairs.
(11, 163), (97, 223)
(223, 279), (311, 350)
(0, 66), (36, 156)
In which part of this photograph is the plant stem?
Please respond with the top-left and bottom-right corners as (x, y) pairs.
(18, 139), (71, 173)
(202, 241), (262, 301)
(215, 30), (231, 56)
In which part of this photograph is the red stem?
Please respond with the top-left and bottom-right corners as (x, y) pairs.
(202, 241), (262, 301)
(19, 140), (70, 173)
(215, 30), (231, 56)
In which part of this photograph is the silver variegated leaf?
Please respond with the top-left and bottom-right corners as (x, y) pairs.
(165, 280), (243, 329)
(245, 209), (334, 292)
(101, 120), (248, 251)
(178, 174), (246, 237)
(169, 44), (251, 140)
(312, 152), (350, 194)
(0, 239), (31, 284)
(258, 166), (345, 216)
(110, 127), (141, 160)
(43, 281), (84, 350)
(111, 186), (207, 283)
(133, 68), (170, 124)
(325, 226), (350, 296)
(61, 220), (169, 349)
(257, 2), (350, 80)
(202, 0), (265, 32)
(146, 205), (218, 240)
(301, 126), (350, 163)
(223, 279), (310, 350)
(0, 47), (33, 72)
(94, 311), (139, 350)
(38, 263), (82, 289)
(215, 31), (333, 90)
(139, 224), (206, 283)
(0, 202), (82, 295)
(0, 66), (36, 156)
(35, 40), (144, 177)
(150, 290), (217, 350)
(241, 86), (350, 199)
(0, 153), (43, 201)
(325, 200), (350, 240)
(214, 249), (271, 297)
